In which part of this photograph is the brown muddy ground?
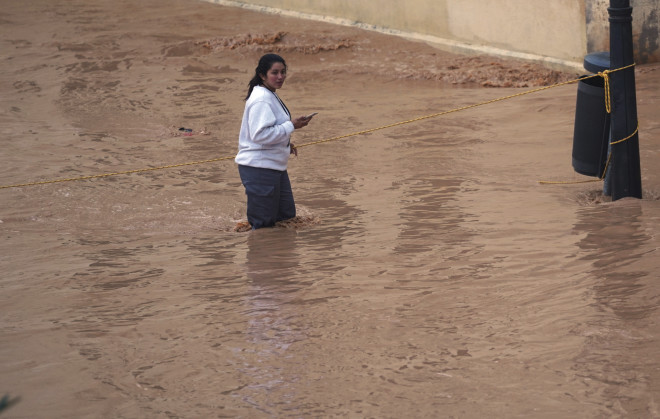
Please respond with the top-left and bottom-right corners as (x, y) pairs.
(1, 0), (660, 418)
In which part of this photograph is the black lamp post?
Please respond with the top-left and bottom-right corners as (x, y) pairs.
(608, 0), (642, 200)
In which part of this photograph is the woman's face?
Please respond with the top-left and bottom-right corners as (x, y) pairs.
(261, 62), (286, 92)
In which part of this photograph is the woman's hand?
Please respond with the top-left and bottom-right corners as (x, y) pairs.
(292, 115), (311, 129)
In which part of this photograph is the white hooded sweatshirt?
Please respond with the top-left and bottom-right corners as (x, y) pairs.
(235, 85), (295, 171)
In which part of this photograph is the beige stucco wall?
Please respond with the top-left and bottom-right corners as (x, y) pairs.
(586, 0), (660, 63)
(205, 0), (659, 70)
(445, 0), (587, 62)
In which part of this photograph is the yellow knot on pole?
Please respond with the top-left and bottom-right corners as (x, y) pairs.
(598, 69), (612, 114)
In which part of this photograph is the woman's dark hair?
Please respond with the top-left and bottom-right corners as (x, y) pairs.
(245, 53), (287, 100)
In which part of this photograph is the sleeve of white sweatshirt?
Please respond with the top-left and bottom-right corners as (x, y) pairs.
(247, 100), (295, 146)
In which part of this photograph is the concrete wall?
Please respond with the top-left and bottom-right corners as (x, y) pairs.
(206, 0), (660, 70)
(440, 0), (587, 63)
(587, 0), (660, 63)
(634, 0), (660, 62)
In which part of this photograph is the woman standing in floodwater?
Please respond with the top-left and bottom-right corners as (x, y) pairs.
(235, 53), (315, 230)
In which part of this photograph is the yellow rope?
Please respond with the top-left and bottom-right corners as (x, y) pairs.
(600, 69), (612, 114)
(597, 121), (640, 178)
(598, 62), (635, 114)
(0, 63), (637, 191)
(610, 121), (639, 146)
(0, 156), (235, 190)
(298, 79), (585, 149)
(537, 178), (603, 185)
(539, 120), (639, 185)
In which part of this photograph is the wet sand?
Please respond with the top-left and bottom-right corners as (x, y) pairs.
(2, 0), (660, 417)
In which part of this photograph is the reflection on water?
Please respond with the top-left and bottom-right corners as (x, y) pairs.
(576, 202), (653, 317)
(572, 200), (660, 416)
(239, 230), (305, 413)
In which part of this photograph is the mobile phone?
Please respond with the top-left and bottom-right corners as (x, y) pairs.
(305, 112), (318, 119)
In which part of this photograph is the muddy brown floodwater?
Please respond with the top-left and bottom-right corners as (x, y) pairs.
(1, 0), (660, 417)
